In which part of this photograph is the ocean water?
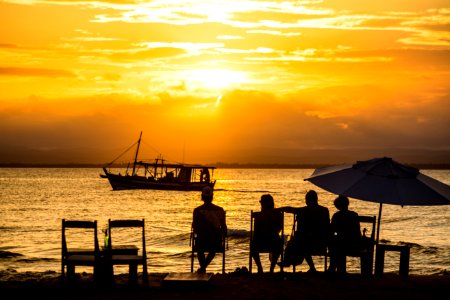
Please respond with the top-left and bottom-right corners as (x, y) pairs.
(0, 168), (449, 275)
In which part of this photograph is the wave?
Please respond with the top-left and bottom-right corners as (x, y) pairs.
(227, 228), (249, 239)
(0, 251), (23, 259)
(0, 226), (19, 231)
(15, 257), (57, 263)
(152, 232), (192, 244)
(377, 240), (445, 255)
(164, 251), (192, 259)
(382, 216), (418, 224)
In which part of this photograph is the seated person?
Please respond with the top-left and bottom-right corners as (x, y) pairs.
(328, 195), (361, 273)
(251, 194), (283, 273)
(278, 190), (330, 273)
(192, 186), (227, 273)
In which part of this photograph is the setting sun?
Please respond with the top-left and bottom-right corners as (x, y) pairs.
(185, 69), (248, 90)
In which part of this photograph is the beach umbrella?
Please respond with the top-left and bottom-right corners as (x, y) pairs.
(304, 157), (450, 244)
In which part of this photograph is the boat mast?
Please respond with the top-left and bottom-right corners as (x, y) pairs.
(132, 131), (142, 176)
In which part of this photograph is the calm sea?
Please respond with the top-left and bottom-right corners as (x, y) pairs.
(0, 168), (449, 275)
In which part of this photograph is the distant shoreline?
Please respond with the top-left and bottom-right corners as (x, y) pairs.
(0, 163), (449, 169)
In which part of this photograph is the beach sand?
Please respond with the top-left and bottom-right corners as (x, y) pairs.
(1, 269), (449, 299)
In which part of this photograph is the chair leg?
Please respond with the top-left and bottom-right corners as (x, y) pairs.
(129, 264), (138, 285)
(191, 250), (194, 272)
(67, 264), (75, 282)
(361, 257), (367, 275)
(249, 251), (253, 273)
(143, 263), (149, 285)
(360, 254), (373, 276)
(222, 252), (225, 274)
(341, 256), (347, 273)
(93, 264), (98, 283)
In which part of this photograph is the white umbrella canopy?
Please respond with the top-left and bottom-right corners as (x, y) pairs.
(304, 157), (450, 243)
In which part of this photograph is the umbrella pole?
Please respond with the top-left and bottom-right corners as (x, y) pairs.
(376, 203), (382, 245)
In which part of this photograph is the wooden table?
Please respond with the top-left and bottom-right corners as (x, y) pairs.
(375, 244), (410, 277)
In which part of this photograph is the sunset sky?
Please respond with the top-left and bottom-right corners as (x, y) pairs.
(1, 0), (449, 165)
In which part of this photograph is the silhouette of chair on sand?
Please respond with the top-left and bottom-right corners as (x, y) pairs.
(329, 215), (376, 276)
(190, 210), (227, 274)
(342, 215), (376, 275)
(288, 212), (329, 273)
(249, 210), (284, 273)
(61, 219), (100, 283)
(106, 219), (149, 285)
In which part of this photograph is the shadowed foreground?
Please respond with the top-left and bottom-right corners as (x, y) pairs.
(1, 270), (449, 299)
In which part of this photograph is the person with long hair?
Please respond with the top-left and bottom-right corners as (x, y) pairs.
(250, 194), (284, 273)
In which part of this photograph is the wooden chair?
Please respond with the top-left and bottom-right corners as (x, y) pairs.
(286, 213), (329, 273)
(61, 219), (100, 283)
(332, 215), (376, 275)
(249, 210), (284, 273)
(107, 219), (148, 285)
(190, 210), (227, 274)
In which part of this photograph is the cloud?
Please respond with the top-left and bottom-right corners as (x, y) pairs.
(0, 43), (18, 49)
(0, 67), (75, 78)
(216, 35), (243, 40)
(0, 85), (448, 164)
(109, 47), (187, 61)
(137, 41), (224, 51)
(1, 1), (449, 164)
(247, 30), (301, 37)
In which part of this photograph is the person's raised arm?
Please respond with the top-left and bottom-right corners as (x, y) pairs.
(277, 206), (298, 214)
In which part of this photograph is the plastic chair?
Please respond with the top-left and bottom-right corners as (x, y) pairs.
(249, 210), (284, 273)
(61, 219), (100, 283)
(107, 219), (148, 285)
(190, 210), (227, 274)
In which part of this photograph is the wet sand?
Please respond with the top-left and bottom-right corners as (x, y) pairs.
(1, 269), (449, 299)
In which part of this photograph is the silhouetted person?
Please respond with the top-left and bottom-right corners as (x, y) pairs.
(328, 195), (361, 273)
(192, 186), (227, 273)
(278, 190), (330, 273)
(251, 194), (283, 273)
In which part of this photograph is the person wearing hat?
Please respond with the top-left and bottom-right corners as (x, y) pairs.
(192, 186), (227, 273)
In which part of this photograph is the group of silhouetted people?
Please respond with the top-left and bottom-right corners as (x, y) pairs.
(192, 186), (363, 274)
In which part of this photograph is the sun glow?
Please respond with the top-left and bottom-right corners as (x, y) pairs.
(186, 69), (248, 90)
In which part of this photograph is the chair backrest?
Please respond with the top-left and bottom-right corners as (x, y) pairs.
(62, 219), (99, 257)
(285, 212), (329, 272)
(249, 210), (285, 273)
(292, 212), (328, 255)
(344, 215), (376, 257)
(250, 210), (284, 253)
(358, 215), (376, 253)
(191, 210), (227, 273)
(108, 219), (146, 258)
(192, 209), (227, 252)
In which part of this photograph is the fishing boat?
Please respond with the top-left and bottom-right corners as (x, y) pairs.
(101, 132), (216, 191)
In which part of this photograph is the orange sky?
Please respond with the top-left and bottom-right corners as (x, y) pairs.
(0, 0), (449, 165)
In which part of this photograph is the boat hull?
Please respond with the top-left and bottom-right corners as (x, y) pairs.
(103, 172), (215, 191)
